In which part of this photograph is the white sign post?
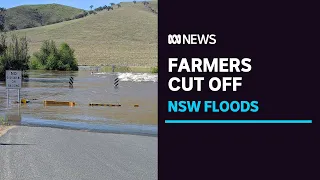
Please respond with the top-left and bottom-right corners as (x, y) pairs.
(6, 70), (22, 106)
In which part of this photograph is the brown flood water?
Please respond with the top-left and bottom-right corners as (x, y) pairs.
(0, 69), (158, 136)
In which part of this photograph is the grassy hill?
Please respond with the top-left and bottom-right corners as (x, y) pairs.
(8, 1), (158, 67)
(5, 4), (84, 30)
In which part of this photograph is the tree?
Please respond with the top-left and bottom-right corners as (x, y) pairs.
(95, 6), (104, 11)
(0, 8), (6, 32)
(58, 43), (78, 71)
(110, 3), (115, 6)
(31, 40), (78, 71)
(88, 10), (97, 15)
(33, 40), (57, 66)
(0, 24), (4, 32)
(133, 1), (137, 4)
(74, 11), (89, 19)
(0, 33), (6, 56)
(142, 1), (149, 6)
(90, 5), (93, 10)
(0, 34), (30, 80)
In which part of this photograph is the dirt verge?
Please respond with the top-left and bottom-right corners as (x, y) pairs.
(0, 126), (15, 137)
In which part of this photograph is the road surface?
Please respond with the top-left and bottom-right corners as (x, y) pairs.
(0, 126), (157, 180)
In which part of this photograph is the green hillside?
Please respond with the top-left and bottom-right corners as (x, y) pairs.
(9, 2), (158, 67)
(5, 4), (84, 30)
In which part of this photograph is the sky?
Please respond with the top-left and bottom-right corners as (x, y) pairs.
(1, 0), (133, 10)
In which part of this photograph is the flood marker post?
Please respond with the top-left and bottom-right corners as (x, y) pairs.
(114, 77), (119, 88)
(69, 77), (74, 88)
(112, 65), (119, 88)
(6, 70), (22, 107)
(111, 65), (120, 105)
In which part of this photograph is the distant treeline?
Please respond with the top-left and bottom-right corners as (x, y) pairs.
(94, 5), (114, 12)
(45, 10), (97, 26)
(2, 10), (97, 31)
(142, 1), (157, 14)
(7, 4), (118, 31)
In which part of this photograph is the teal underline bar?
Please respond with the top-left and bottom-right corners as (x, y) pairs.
(165, 120), (312, 124)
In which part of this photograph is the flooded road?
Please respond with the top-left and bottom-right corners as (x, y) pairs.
(0, 70), (158, 136)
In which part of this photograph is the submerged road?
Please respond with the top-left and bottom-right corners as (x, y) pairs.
(0, 126), (157, 180)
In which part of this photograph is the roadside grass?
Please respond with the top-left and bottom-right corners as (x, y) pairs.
(9, 2), (158, 67)
(150, 66), (158, 73)
(0, 116), (13, 137)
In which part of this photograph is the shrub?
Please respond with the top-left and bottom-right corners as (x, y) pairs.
(47, 19), (64, 25)
(88, 10), (97, 15)
(31, 40), (78, 71)
(24, 23), (36, 29)
(105, 6), (114, 11)
(73, 11), (89, 20)
(64, 17), (71, 21)
(74, 13), (85, 19)
(151, 66), (158, 73)
(9, 24), (17, 31)
(95, 6), (104, 11)
(29, 56), (43, 69)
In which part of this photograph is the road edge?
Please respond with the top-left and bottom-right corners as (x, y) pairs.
(0, 126), (15, 137)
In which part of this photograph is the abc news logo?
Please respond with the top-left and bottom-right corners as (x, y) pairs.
(168, 34), (216, 45)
